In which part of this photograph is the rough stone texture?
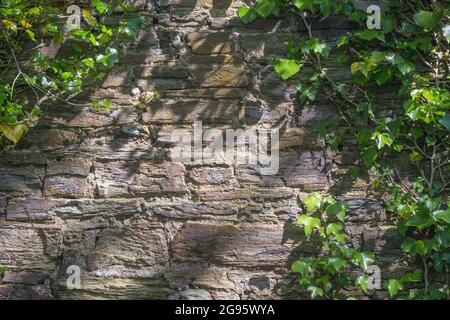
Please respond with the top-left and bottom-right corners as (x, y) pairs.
(0, 0), (402, 300)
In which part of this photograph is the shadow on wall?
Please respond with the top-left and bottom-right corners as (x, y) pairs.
(0, 0), (394, 300)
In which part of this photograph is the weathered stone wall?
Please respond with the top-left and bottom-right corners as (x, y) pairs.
(0, 0), (406, 300)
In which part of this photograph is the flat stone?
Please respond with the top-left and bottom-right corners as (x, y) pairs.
(141, 99), (239, 124)
(189, 167), (234, 185)
(168, 288), (212, 300)
(6, 198), (63, 221)
(171, 222), (319, 267)
(95, 161), (188, 197)
(196, 187), (295, 202)
(18, 128), (81, 150)
(130, 161), (188, 195)
(190, 65), (247, 87)
(86, 220), (169, 278)
(43, 175), (92, 198)
(149, 201), (239, 219)
(188, 32), (234, 54)
(54, 198), (143, 219)
(46, 159), (92, 176)
(0, 165), (43, 197)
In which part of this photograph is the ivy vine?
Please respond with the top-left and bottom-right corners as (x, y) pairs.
(239, 0), (450, 299)
(0, 0), (145, 144)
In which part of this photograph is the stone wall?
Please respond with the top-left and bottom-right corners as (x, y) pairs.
(0, 0), (406, 300)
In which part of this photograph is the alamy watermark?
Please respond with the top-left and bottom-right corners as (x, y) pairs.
(367, 265), (382, 290)
(65, 5), (81, 32)
(170, 121), (280, 176)
(66, 265), (81, 290)
(366, 5), (381, 30)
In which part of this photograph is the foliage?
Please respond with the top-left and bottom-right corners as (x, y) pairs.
(239, 0), (450, 299)
(293, 193), (375, 299)
(0, 0), (145, 143)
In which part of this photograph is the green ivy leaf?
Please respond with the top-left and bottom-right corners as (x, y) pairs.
(352, 252), (375, 272)
(297, 215), (321, 236)
(293, 0), (314, 10)
(413, 10), (443, 31)
(0, 124), (28, 144)
(307, 286), (324, 299)
(255, 0), (276, 18)
(387, 279), (403, 298)
(355, 30), (385, 42)
(292, 260), (311, 275)
(273, 59), (302, 80)
(433, 209), (450, 224)
(328, 257), (346, 273)
(92, 0), (109, 14)
(303, 193), (322, 212)
(362, 146), (377, 166)
(83, 58), (95, 68)
(406, 213), (434, 231)
(439, 116), (450, 131)
(400, 269), (423, 283)
(237, 6), (257, 24)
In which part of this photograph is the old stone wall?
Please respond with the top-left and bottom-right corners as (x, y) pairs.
(0, 0), (405, 299)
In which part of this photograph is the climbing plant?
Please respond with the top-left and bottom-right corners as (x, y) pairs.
(239, 0), (450, 299)
(0, 0), (145, 144)
(293, 193), (376, 299)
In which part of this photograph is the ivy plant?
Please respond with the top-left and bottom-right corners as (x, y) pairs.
(240, 0), (450, 299)
(293, 193), (375, 299)
(0, 0), (145, 143)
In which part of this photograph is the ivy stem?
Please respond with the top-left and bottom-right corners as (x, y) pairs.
(422, 257), (429, 295)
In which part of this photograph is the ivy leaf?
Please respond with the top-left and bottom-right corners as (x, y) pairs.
(307, 286), (324, 299)
(439, 116), (450, 131)
(352, 252), (375, 272)
(303, 193), (322, 212)
(255, 0), (276, 18)
(400, 269), (423, 283)
(25, 29), (36, 41)
(273, 59), (301, 80)
(92, 0), (109, 14)
(397, 60), (415, 76)
(293, 0), (314, 10)
(291, 260), (311, 275)
(406, 213), (434, 231)
(401, 237), (416, 253)
(297, 215), (321, 236)
(387, 279), (403, 298)
(120, 16), (145, 38)
(83, 58), (95, 68)
(372, 132), (393, 149)
(413, 10), (443, 31)
(93, 98), (111, 110)
(433, 209), (450, 224)
(362, 146), (377, 166)
(374, 67), (391, 85)
(0, 124), (28, 144)
(82, 9), (97, 26)
(325, 201), (348, 222)
(328, 257), (346, 273)
(414, 240), (427, 256)
(326, 223), (343, 236)
(355, 30), (385, 42)
(238, 6), (257, 24)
